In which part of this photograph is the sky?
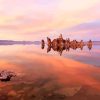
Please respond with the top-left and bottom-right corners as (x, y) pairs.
(0, 0), (100, 41)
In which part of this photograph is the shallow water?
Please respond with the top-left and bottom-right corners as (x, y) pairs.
(0, 44), (100, 100)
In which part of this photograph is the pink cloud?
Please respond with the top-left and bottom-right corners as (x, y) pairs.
(0, 0), (100, 40)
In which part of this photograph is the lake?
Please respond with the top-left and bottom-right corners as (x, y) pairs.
(0, 43), (100, 100)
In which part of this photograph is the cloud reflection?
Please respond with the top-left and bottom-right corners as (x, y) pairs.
(0, 45), (100, 99)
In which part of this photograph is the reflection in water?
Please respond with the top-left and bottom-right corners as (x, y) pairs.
(0, 42), (99, 100)
(41, 34), (93, 55)
(41, 40), (45, 49)
(0, 47), (99, 100)
(46, 44), (92, 56)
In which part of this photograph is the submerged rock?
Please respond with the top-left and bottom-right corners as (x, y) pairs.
(0, 70), (16, 82)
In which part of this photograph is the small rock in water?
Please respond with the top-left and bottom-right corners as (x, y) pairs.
(8, 90), (17, 96)
(0, 70), (16, 82)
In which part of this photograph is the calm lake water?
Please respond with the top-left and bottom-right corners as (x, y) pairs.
(0, 43), (100, 100)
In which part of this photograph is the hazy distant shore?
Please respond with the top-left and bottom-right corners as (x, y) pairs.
(93, 41), (100, 45)
(0, 40), (99, 45)
(0, 40), (41, 45)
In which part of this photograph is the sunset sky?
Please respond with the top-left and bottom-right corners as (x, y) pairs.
(0, 0), (100, 41)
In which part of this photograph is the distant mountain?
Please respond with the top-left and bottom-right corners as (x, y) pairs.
(32, 41), (41, 45)
(0, 40), (41, 45)
(0, 40), (99, 46)
(93, 41), (100, 45)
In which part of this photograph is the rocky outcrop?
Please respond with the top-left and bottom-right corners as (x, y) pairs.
(41, 34), (93, 55)
(0, 70), (16, 82)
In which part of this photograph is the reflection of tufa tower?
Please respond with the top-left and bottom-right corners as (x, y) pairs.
(59, 34), (63, 39)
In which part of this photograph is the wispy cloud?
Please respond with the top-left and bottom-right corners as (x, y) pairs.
(59, 20), (100, 40)
(0, 0), (100, 40)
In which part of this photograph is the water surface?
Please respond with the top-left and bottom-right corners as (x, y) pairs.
(0, 44), (100, 100)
